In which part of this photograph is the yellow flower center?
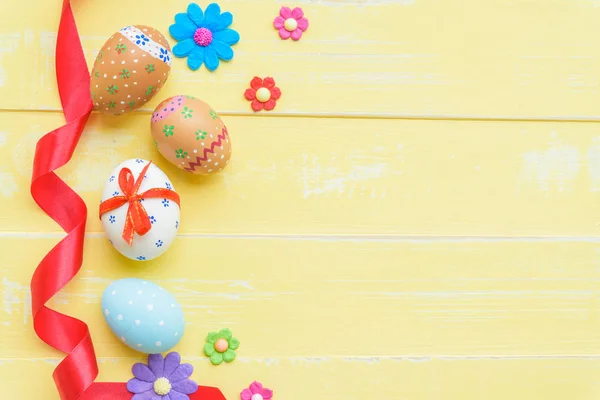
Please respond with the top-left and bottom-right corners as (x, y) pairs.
(256, 87), (271, 103)
(154, 377), (172, 396)
(284, 18), (298, 32)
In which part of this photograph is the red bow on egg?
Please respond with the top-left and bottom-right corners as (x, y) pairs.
(99, 161), (180, 246)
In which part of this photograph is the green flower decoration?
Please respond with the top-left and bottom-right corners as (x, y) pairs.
(120, 69), (130, 79)
(146, 86), (154, 96)
(106, 85), (118, 95)
(145, 64), (155, 73)
(154, 139), (159, 149)
(204, 328), (239, 365)
(185, 95), (196, 100)
(195, 130), (207, 140)
(95, 50), (103, 62)
(181, 107), (193, 119)
(94, 71), (100, 79)
(175, 149), (188, 159)
(128, 101), (135, 108)
(108, 101), (116, 108)
(164, 125), (175, 137)
(115, 44), (127, 54)
(209, 109), (218, 119)
(91, 91), (96, 100)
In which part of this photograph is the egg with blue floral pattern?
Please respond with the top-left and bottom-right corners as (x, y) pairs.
(101, 278), (185, 354)
(91, 25), (172, 115)
(100, 158), (180, 261)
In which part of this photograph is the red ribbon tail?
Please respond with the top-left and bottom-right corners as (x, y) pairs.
(130, 200), (152, 237)
(122, 211), (135, 246)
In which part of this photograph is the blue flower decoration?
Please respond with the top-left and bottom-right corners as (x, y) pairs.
(169, 3), (240, 71)
(109, 215), (116, 224)
(137, 256), (146, 261)
(160, 48), (171, 63)
(162, 199), (170, 207)
(166, 182), (172, 190)
(150, 215), (156, 224)
(156, 240), (163, 248)
(135, 34), (149, 46)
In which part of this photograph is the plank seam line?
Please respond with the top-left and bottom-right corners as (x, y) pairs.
(4, 232), (600, 242)
(5, 355), (600, 361)
(5, 108), (600, 122)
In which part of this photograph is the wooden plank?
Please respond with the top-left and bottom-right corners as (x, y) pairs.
(3, 357), (600, 400)
(3, 237), (600, 358)
(2, 113), (600, 235)
(3, 0), (600, 117)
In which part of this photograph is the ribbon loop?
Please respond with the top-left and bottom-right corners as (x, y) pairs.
(118, 167), (136, 198)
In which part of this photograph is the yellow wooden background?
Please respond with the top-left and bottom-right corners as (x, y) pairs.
(3, 0), (600, 398)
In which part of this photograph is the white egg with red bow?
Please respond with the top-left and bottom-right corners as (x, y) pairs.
(100, 159), (181, 261)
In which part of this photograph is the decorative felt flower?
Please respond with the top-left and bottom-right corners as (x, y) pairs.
(244, 77), (282, 112)
(127, 352), (198, 400)
(170, 3), (240, 71)
(240, 381), (273, 400)
(204, 328), (239, 365)
(273, 7), (308, 41)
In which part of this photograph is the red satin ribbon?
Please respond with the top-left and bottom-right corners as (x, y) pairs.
(99, 161), (180, 246)
(30, 1), (224, 399)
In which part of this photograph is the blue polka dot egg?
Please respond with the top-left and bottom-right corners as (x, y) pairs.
(101, 278), (185, 354)
(100, 158), (180, 261)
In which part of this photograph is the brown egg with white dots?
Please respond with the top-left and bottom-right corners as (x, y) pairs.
(90, 25), (172, 115)
(150, 96), (232, 175)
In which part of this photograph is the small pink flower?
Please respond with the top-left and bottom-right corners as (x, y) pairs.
(240, 381), (274, 400)
(273, 7), (309, 41)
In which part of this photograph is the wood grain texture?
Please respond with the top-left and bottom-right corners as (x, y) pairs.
(3, 357), (600, 400)
(3, 237), (600, 359)
(4, 0), (600, 118)
(2, 113), (600, 236)
(3, 0), (600, 398)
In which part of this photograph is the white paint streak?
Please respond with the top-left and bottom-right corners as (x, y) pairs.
(520, 134), (579, 192)
(0, 132), (17, 196)
(587, 136), (600, 192)
(13, 129), (149, 192)
(0, 33), (20, 88)
(65, 134), (151, 192)
(0, 171), (17, 197)
(299, 155), (390, 199)
(1, 277), (29, 323)
(307, 0), (414, 6)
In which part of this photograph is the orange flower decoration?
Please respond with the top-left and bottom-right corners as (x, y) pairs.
(244, 77), (282, 112)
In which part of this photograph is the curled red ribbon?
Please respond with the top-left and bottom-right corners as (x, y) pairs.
(99, 161), (180, 246)
(30, 1), (225, 399)
(30, 0), (97, 398)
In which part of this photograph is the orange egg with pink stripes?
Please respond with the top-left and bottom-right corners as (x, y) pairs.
(150, 96), (232, 175)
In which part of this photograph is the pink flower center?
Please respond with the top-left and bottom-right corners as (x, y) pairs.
(194, 28), (213, 47)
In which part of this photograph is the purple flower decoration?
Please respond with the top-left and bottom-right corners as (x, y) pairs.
(127, 352), (198, 400)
